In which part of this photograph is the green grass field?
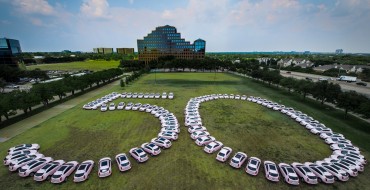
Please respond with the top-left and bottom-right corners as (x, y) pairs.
(0, 73), (369, 190)
(26, 60), (120, 71)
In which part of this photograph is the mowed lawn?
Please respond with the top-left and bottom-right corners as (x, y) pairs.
(0, 73), (370, 190)
(26, 60), (120, 71)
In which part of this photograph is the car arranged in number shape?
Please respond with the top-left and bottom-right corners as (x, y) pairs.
(116, 102), (125, 110)
(168, 92), (174, 99)
(158, 131), (178, 141)
(188, 126), (207, 133)
(191, 131), (210, 140)
(278, 163), (299, 185)
(129, 148), (149, 163)
(18, 157), (53, 177)
(8, 144), (40, 153)
(304, 162), (334, 184)
(33, 160), (65, 182)
(315, 161), (349, 181)
(9, 154), (44, 172)
(229, 152), (247, 168)
(4, 150), (39, 165)
(195, 136), (215, 146)
(73, 160), (94, 183)
(291, 162), (318, 184)
(51, 161), (78, 184)
(216, 147), (232, 162)
(204, 141), (223, 154)
(264, 161), (279, 182)
(141, 143), (161, 156)
(100, 104), (108, 112)
(151, 137), (172, 149)
(98, 157), (112, 178)
(115, 153), (131, 172)
(125, 102), (134, 110)
(245, 157), (261, 176)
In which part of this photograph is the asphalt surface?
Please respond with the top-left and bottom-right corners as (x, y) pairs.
(280, 70), (370, 97)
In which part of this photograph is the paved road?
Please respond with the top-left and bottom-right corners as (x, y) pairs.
(0, 80), (121, 142)
(280, 70), (370, 98)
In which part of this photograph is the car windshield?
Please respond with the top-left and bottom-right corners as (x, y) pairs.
(137, 149), (143, 153)
(78, 164), (87, 170)
(46, 165), (58, 172)
(270, 173), (278, 177)
(218, 152), (225, 157)
(140, 154), (147, 158)
(19, 168), (27, 172)
(121, 162), (129, 166)
(58, 166), (67, 171)
(289, 176), (298, 180)
(74, 173), (84, 177)
(248, 166), (256, 171)
(287, 168), (294, 173)
(269, 165), (276, 170)
(120, 157), (127, 161)
(251, 160), (257, 165)
(231, 159), (238, 164)
(206, 145), (212, 149)
(101, 161), (108, 167)
(34, 172), (44, 176)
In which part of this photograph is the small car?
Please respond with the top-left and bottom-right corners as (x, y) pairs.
(144, 93), (149, 98)
(100, 104), (108, 112)
(139, 104), (149, 112)
(132, 93), (138, 98)
(9, 154), (44, 172)
(155, 93), (161, 99)
(18, 157), (53, 177)
(33, 160), (65, 182)
(117, 102), (125, 110)
(125, 102), (134, 110)
(279, 163), (299, 185)
(126, 92), (133, 98)
(161, 126), (180, 134)
(108, 103), (115, 111)
(304, 162), (335, 184)
(264, 161), (279, 182)
(204, 141), (223, 154)
(141, 143), (161, 156)
(132, 103), (142, 111)
(331, 155), (365, 169)
(191, 131), (210, 140)
(151, 137), (172, 149)
(149, 93), (155, 98)
(316, 162), (349, 181)
(8, 144), (40, 153)
(325, 137), (351, 145)
(229, 152), (247, 168)
(195, 136), (215, 146)
(241, 95), (247, 100)
(121, 92), (127, 98)
(245, 157), (261, 176)
(216, 147), (232, 162)
(129, 147), (149, 163)
(161, 92), (167, 99)
(115, 153), (131, 172)
(330, 143), (358, 151)
(4, 150), (38, 165)
(138, 93), (144, 98)
(291, 162), (318, 184)
(158, 131), (178, 141)
(188, 126), (207, 133)
(235, 95), (241, 100)
(73, 160), (94, 182)
(168, 92), (174, 99)
(229, 94), (235, 99)
(98, 157), (112, 178)
(51, 161), (79, 183)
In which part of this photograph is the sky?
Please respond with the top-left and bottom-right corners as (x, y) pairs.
(0, 0), (370, 53)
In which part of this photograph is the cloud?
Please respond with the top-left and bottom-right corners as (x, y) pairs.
(29, 18), (43, 26)
(80, 0), (111, 19)
(12, 0), (54, 15)
(128, 0), (134, 4)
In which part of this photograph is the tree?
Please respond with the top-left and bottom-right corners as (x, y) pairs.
(49, 81), (68, 100)
(294, 79), (313, 99)
(0, 78), (5, 92)
(0, 93), (12, 121)
(31, 83), (54, 106)
(358, 101), (370, 118)
(336, 91), (363, 117)
(120, 79), (125, 87)
(280, 77), (297, 92)
(311, 81), (341, 105)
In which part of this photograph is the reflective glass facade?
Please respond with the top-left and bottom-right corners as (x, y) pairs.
(137, 25), (206, 63)
(0, 38), (22, 67)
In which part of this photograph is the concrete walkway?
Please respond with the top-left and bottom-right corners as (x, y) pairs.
(0, 80), (121, 142)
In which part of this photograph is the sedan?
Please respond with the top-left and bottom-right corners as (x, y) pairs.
(191, 131), (210, 140)
(264, 161), (279, 182)
(316, 162), (349, 181)
(155, 93), (161, 99)
(304, 162), (335, 184)
(51, 161), (78, 183)
(116, 102), (125, 110)
(245, 157), (261, 176)
(138, 93), (144, 98)
(216, 147), (232, 162)
(330, 143), (359, 151)
(18, 157), (53, 177)
(132, 103), (142, 111)
(291, 162), (318, 184)
(129, 148), (149, 163)
(141, 143), (161, 156)
(278, 163), (299, 185)
(73, 160), (94, 182)
(241, 95), (247, 100)
(33, 160), (65, 182)
(195, 136), (215, 146)
(8, 144), (40, 153)
(9, 154), (44, 172)
(168, 92), (174, 99)
(149, 93), (155, 98)
(98, 157), (112, 178)
(100, 104), (108, 112)
(158, 131), (178, 141)
(229, 152), (247, 168)
(161, 92), (167, 99)
(204, 141), (223, 154)
(151, 137), (172, 149)
(161, 126), (180, 134)
(125, 102), (134, 110)
(325, 137), (351, 145)
(115, 153), (131, 172)
(188, 126), (207, 133)
(144, 93), (149, 98)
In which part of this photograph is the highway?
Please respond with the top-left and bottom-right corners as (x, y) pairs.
(280, 70), (370, 98)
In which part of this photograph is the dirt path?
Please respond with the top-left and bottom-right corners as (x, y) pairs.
(0, 80), (121, 142)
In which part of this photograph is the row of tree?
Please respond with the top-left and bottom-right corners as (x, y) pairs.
(0, 65), (49, 83)
(0, 68), (123, 122)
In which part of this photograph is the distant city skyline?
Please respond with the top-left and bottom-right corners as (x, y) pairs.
(1, 0), (370, 53)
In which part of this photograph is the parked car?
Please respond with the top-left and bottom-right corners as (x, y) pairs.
(161, 92), (167, 99)
(33, 160), (65, 182)
(356, 82), (367, 86)
(161, 126), (180, 134)
(278, 163), (299, 185)
(129, 148), (149, 163)
(149, 93), (155, 98)
(9, 154), (44, 172)
(168, 92), (174, 99)
(188, 126), (207, 133)
(195, 136), (215, 146)
(245, 157), (261, 176)
(155, 93), (161, 99)
(117, 102), (125, 110)
(8, 144), (40, 153)
(73, 160), (94, 182)
(204, 141), (223, 154)
(304, 162), (334, 184)
(132, 103), (142, 111)
(316, 161), (349, 181)
(50, 161), (78, 183)
(291, 162), (318, 184)
(132, 93), (138, 98)
(98, 157), (112, 178)
(158, 131), (178, 141)
(141, 143), (161, 156)
(125, 102), (134, 110)
(190, 131), (210, 140)
(138, 93), (144, 98)
(229, 152), (247, 168)
(216, 147), (232, 162)
(121, 92), (127, 98)
(115, 153), (131, 172)
(18, 157), (53, 177)
(144, 93), (149, 98)
(100, 104), (108, 112)
(264, 161), (279, 182)
(108, 103), (115, 111)
(151, 137), (172, 149)
(241, 95), (247, 100)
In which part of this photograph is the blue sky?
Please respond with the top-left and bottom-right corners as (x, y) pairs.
(1, 0), (369, 53)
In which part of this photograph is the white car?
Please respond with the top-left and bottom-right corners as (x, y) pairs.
(190, 131), (210, 140)
(304, 162), (335, 184)
(291, 162), (318, 184)
(161, 92), (167, 99)
(4, 150), (38, 165)
(320, 132), (344, 139)
(100, 104), (108, 112)
(155, 93), (160, 99)
(161, 126), (180, 133)
(185, 120), (202, 127)
(168, 92), (174, 99)
(330, 155), (364, 171)
(245, 157), (261, 176)
(126, 92), (132, 98)
(229, 94), (235, 99)
(229, 152), (247, 168)
(125, 102), (134, 110)
(241, 95), (247, 100)
(73, 160), (94, 182)
(151, 137), (172, 149)
(9, 154), (44, 172)
(204, 141), (223, 154)
(129, 147), (149, 163)
(149, 93), (155, 98)
(195, 136), (215, 146)
(264, 161), (279, 182)
(235, 95), (241, 100)
(311, 127), (332, 135)
(158, 131), (178, 141)
(8, 144), (40, 153)
(51, 161), (78, 183)
(98, 157), (112, 178)
(33, 160), (65, 182)
(115, 153), (131, 172)
(138, 93), (144, 98)
(188, 126), (207, 133)
(216, 147), (232, 162)
(141, 143), (161, 156)
(144, 93), (149, 98)
(316, 161), (349, 181)
(139, 104), (149, 112)
(18, 157), (53, 177)
(278, 163), (299, 185)
(132, 103), (142, 111)
(132, 93), (138, 98)
(325, 137), (351, 145)
(117, 102), (125, 110)
(121, 92), (127, 98)
(108, 103), (115, 111)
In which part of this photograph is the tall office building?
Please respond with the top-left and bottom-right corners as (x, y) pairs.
(116, 48), (134, 55)
(137, 25), (206, 63)
(0, 38), (22, 67)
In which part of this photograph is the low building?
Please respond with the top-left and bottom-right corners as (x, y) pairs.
(93, 48), (113, 54)
(335, 49), (343, 54)
(116, 48), (134, 55)
(0, 37), (22, 67)
(277, 58), (313, 68)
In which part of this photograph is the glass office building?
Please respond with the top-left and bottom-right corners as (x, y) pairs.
(137, 25), (206, 63)
(0, 38), (22, 67)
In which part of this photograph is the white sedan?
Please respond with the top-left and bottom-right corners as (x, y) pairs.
(168, 92), (174, 99)
(203, 141), (223, 154)
(216, 147), (232, 162)
(100, 104), (108, 112)
(18, 157), (53, 177)
(116, 102), (125, 110)
(129, 148), (149, 163)
(158, 131), (178, 141)
(9, 154), (44, 172)
(188, 126), (207, 133)
(195, 136), (215, 146)
(115, 153), (131, 172)
(151, 137), (172, 149)
(132, 103), (142, 111)
(141, 143), (161, 156)
(304, 162), (335, 184)
(278, 163), (299, 185)
(229, 152), (247, 168)
(264, 161), (279, 182)
(190, 131), (210, 140)
(108, 103), (115, 111)
(245, 157), (261, 176)
(161, 126), (180, 134)
(98, 157), (112, 178)
(33, 160), (65, 182)
(51, 161), (79, 183)
(8, 144), (40, 154)
(291, 162), (318, 184)
(73, 160), (94, 182)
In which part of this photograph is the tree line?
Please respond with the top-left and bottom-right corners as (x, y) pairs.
(0, 68), (123, 122)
